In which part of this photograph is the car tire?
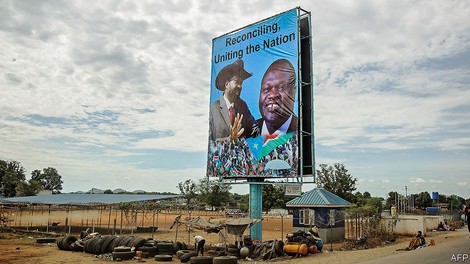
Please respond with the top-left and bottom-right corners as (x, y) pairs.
(213, 256), (238, 264)
(155, 254), (173, 261)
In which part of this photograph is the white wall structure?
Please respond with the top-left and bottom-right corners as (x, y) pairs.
(382, 215), (444, 236)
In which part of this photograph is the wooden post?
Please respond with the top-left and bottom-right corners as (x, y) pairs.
(120, 209), (123, 234)
(68, 206), (72, 234)
(152, 209), (156, 239)
(281, 214), (284, 240)
(18, 207), (22, 228)
(98, 206), (103, 232)
(107, 206), (112, 234)
(65, 205), (69, 232)
(46, 205), (51, 232)
(175, 216), (179, 242)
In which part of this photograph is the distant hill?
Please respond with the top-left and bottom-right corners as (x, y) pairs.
(88, 188), (104, 194)
(68, 188), (178, 195)
(113, 188), (127, 193)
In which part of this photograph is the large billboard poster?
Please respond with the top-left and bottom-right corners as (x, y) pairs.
(207, 8), (299, 179)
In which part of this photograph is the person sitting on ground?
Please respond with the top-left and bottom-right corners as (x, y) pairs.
(444, 220), (455, 231)
(437, 221), (446, 231)
(417, 231), (426, 246)
(407, 231), (426, 250)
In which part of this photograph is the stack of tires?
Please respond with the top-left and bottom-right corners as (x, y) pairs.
(177, 250), (197, 263)
(56, 236), (83, 252)
(56, 234), (195, 260)
(137, 239), (159, 257)
(154, 254), (173, 261)
(227, 245), (240, 258)
(156, 241), (175, 255)
(112, 246), (135, 261)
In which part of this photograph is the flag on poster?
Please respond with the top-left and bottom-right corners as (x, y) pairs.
(245, 136), (264, 160)
(246, 133), (293, 160)
(223, 160), (232, 171)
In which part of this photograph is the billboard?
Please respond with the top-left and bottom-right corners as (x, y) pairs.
(207, 8), (301, 179)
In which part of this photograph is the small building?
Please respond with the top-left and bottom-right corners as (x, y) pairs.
(286, 187), (351, 243)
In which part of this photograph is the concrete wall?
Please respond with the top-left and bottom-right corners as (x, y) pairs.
(381, 215), (444, 236)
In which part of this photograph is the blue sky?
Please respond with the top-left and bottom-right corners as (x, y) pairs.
(1, 1), (469, 199)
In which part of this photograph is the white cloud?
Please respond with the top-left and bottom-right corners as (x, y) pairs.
(1, 0), (470, 197)
(410, 178), (426, 184)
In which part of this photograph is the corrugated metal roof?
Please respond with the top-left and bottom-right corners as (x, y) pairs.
(0, 193), (180, 205)
(286, 188), (351, 207)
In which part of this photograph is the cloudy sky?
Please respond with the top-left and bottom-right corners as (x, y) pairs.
(1, 0), (469, 198)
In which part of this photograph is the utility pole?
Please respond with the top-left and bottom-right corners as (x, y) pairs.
(405, 186), (408, 214)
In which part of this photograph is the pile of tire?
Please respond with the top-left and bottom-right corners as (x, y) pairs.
(56, 236), (83, 252)
(154, 254), (173, 261)
(83, 235), (148, 255)
(227, 245), (240, 258)
(112, 246), (135, 261)
(176, 250), (197, 263)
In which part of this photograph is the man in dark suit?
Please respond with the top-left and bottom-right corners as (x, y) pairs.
(209, 59), (258, 141)
(257, 59), (298, 136)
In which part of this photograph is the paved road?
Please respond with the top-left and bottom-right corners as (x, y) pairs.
(362, 233), (470, 264)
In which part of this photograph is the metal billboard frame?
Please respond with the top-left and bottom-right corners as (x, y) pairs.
(209, 7), (315, 187)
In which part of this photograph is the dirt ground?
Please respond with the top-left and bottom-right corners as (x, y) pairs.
(0, 213), (467, 264)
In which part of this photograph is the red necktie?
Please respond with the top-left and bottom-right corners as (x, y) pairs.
(229, 106), (234, 124)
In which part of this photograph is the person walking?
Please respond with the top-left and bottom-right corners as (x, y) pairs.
(464, 203), (470, 237)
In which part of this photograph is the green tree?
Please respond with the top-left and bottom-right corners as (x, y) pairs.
(438, 194), (447, 203)
(104, 189), (113, 194)
(198, 179), (231, 209)
(31, 167), (63, 194)
(177, 179), (197, 208)
(231, 193), (250, 212)
(316, 163), (357, 201)
(262, 184), (288, 213)
(447, 195), (465, 212)
(0, 160), (26, 197)
(362, 197), (384, 216)
(385, 191), (399, 209)
(16, 179), (42, 196)
(231, 193), (249, 204)
(415, 191), (432, 209)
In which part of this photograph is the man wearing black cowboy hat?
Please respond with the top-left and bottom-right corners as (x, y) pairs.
(209, 59), (258, 141)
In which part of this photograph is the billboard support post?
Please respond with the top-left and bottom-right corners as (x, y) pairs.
(207, 6), (313, 241)
(249, 179), (263, 240)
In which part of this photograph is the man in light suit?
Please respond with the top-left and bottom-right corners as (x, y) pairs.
(209, 59), (258, 141)
(257, 59), (298, 136)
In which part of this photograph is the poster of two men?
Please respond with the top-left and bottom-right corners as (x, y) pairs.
(207, 8), (300, 179)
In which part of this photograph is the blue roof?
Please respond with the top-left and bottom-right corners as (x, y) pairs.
(0, 193), (180, 205)
(286, 188), (351, 207)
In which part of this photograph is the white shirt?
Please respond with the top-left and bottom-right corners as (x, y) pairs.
(194, 235), (204, 243)
(223, 94), (234, 110)
(261, 115), (293, 136)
